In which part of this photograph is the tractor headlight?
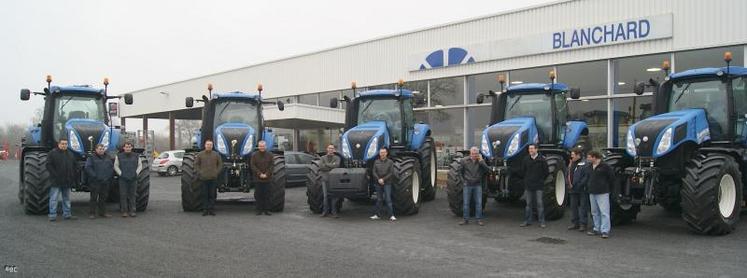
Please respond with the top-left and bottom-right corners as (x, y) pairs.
(626, 129), (636, 156)
(241, 134), (254, 156)
(99, 130), (110, 151)
(68, 130), (82, 152)
(506, 133), (521, 157)
(481, 133), (491, 158)
(366, 136), (379, 159)
(215, 133), (228, 154)
(656, 127), (674, 155)
(341, 137), (352, 158)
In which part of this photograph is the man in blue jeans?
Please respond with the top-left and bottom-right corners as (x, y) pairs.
(46, 138), (78, 221)
(459, 147), (490, 226)
(520, 144), (549, 228)
(587, 151), (613, 238)
(370, 148), (396, 221)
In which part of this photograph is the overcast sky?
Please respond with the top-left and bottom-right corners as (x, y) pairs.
(0, 0), (553, 128)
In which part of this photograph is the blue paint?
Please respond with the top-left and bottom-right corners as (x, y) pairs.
(628, 109), (710, 158)
(50, 85), (105, 95)
(28, 126), (41, 145)
(262, 130), (275, 152)
(420, 47), (475, 70)
(669, 66), (747, 80)
(213, 123), (256, 157)
(409, 124), (430, 151)
(563, 121), (588, 150)
(341, 121), (390, 161)
(506, 82), (569, 94)
(358, 89), (414, 99)
(553, 19), (650, 49)
(481, 117), (538, 160)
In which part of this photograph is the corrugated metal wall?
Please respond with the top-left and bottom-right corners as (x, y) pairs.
(121, 0), (747, 117)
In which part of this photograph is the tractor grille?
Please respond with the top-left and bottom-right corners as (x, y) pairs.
(71, 122), (104, 153)
(487, 126), (519, 158)
(220, 127), (250, 156)
(347, 130), (377, 160)
(634, 119), (675, 157)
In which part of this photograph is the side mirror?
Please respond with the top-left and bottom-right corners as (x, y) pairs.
(20, 89), (31, 101)
(185, 97), (194, 108)
(124, 93), (133, 105)
(569, 88), (581, 100)
(277, 101), (285, 111)
(330, 97), (339, 108)
(633, 82), (646, 95)
(476, 94), (485, 104)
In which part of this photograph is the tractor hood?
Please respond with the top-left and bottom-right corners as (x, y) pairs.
(626, 108), (710, 158)
(341, 121), (389, 161)
(65, 119), (110, 156)
(214, 123), (256, 158)
(481, 116), (539, 160)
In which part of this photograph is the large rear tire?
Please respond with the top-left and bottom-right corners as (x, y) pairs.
(446, 158), (487, 217)
(267, 154), (287, 212)
(391, 157), (421, 216)
(681, 153), (743, 235)
(306, 160), (324, 214)
(604, 152), (639, 225)
(419, 137), (437, 202)
(18, 158), (25, 204)
(136, 156), (151, 212)
(542, 154), (566, 221)
(180, 153), (203, 212)
(22, 152), (51, 215)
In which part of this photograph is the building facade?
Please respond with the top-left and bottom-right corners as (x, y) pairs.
(120, 0), (747, 168)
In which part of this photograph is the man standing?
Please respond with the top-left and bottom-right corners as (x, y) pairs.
(250, 140), (274, 216)
(587, 151), (614, 239)
(46, 138), (78, 221)
(84, 144), (114, 219)
(459, 147), (490, 226)
(370, 148), (396, 221)
(194, 139), (223, 216)
(114, 142), (142, 217)
(567, 148), (591, 232)
(520, 144), (549, 228)
(319, 144), (341, 218)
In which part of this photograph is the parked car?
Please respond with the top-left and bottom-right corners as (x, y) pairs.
(284, 151), (316, 187)
(151, 150), (185, 176)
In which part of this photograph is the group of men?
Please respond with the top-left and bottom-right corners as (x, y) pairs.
(46, 138), (142, 221)
(458, 144), (615, 239)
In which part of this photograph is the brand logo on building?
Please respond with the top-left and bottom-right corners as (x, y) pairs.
(419, 48), (475, 70)
(552, 19), (652, 50)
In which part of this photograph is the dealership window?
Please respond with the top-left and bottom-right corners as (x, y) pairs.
(675, 46), (744, 72)
(272, 127), (295, 151)
(403, 80), (428, 108)
(556, 60), (607, 96)
(298, 93), (318, 106)
(614, 53), (671, 94)
(466, 106), (492, 148)
(299, 129), (323, 153)
(429, 77), (464, 107)
(568, 99), (608, 150)
(467, 72), (507, 104)
(319, 91), (341, 109)
(415, 108), (464, 168)
(509, 66), (554, 86)
(612, 96), (654, 147)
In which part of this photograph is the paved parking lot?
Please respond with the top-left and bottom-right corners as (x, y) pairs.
(1, 159), (746, 277)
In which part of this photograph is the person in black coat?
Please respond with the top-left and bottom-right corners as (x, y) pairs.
(520, 144), (549, 228)
(567, 148), (591, 232)
(84, 144), (114, 219)
(587, 151), (614, 239)
(46, 138), (78, 221)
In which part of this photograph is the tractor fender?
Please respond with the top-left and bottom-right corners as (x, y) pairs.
(563, 121), (588, 150)
(409, 124), (431, 151)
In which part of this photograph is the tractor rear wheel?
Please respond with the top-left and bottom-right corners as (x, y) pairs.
(391, 157), (421, 216)
(306, 160), (324, 214)
(22, 152), (51, 215)
(542, 154), (566, 220)
(681, 153), (743, 235)
(267, 154), (287, 212)
(180, 153), (203, 212)
(136, 156), (151, 212)
(446, 157), (487, 217)
(419, 137), (437, 202)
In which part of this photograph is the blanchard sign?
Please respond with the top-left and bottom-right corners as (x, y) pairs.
(410, 13), (673, 71)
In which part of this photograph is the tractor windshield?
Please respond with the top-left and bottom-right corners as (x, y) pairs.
(504, 93), (553, 142)
(358, 98), (402, 142)
(53, 95), (106, 141)
(213, 100), (259, 129)
(668, 78), (728, 139)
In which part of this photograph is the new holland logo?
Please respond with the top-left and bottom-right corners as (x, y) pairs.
(419, 47), (475, 70)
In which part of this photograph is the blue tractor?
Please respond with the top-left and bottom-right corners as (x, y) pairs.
(447, 73), (589, 220)
(180, 84), (288, 212)
(306, 81), (436, 215)
(605, 52), (747, 235)
(18, 76), (148, 214)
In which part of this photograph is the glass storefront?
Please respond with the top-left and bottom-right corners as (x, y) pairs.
(429, 77), (464, 107)
(568, 99), (608, 151)
(557, 61), (607, 96)
(613, 96), (653, 147)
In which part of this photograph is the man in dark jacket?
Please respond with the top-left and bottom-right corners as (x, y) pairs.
(114, 142), (142, 217)
(250, 140), (274, 216)
(520, 144), (549, 228)
(84, 144), (114, 219)
(567, 148), (591, 231)
(370, 148), (396, 221)
(46, 138), (78, 221)
(587, 151), (614, 239)
(459, 147), (490, 226)
(195, 139), (223, 216)
(319, 144), (341, 218)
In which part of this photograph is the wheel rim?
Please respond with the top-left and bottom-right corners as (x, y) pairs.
(412, 170), (420, 203)
(718, 174), (737, 218)
(555, 171), (566, 206)
(430, 151), (437, 187)
(168, 166), (177, 176)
